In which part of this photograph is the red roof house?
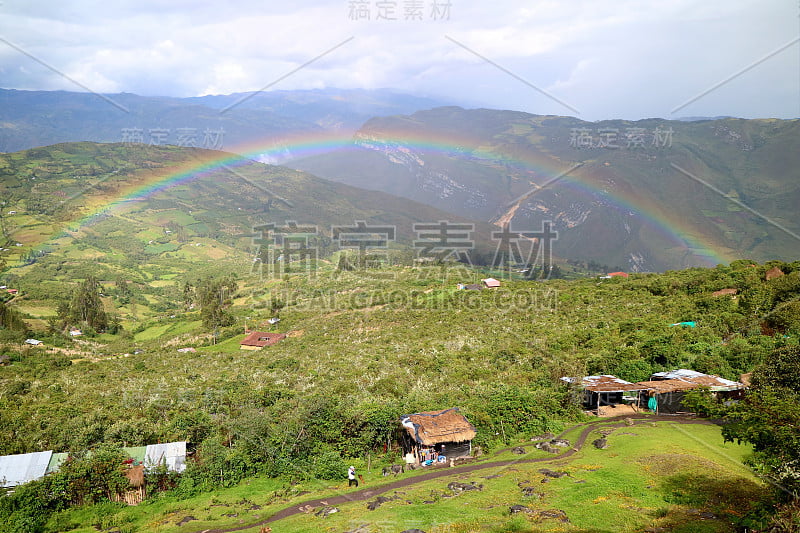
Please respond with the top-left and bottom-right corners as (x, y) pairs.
(240, 331), (286, 350)
(606, 272), (629, 278)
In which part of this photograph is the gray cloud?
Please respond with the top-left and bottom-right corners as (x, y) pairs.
(0, 0), (797, 120)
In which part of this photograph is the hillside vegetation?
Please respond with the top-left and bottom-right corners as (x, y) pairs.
(0, 142), (798, 532)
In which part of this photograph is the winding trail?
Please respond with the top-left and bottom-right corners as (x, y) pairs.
(192, 415), (715, 532)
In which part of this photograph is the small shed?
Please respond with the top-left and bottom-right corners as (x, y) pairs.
(481, 278), (501, 288)
(561, 375), (647, 411)
(24, 339), (43, 346)
(240, 331), (286, 350)
(399, 408), (476, 465)
(636, 379), (701, 414)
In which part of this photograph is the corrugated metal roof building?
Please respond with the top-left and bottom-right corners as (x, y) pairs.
(0, 451), (52, 488)
(650, 369), (745, 392)
(144, 442), (186, 473)
(561, 375), (647, 411)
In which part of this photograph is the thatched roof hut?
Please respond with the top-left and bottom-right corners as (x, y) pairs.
(399, 408), (476, 464)
(400, 408), (476, 446)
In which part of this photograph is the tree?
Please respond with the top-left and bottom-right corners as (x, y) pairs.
(723, 345), (800, 500)
(0, 301), (26, 332)
(68, 276), (108, 332)
(195, 276), (238, 330)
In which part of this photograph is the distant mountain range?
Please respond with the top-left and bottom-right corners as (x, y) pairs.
(291, 107), (800, 271)
(0, 87), (454, 155)
(3, 88), (798, 272)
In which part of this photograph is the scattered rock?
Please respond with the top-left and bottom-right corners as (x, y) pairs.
(538, 468), (568, 478)
(531, 509), (570, 523)
(534, 442), (559, 453)
(366, 495), (397, 511)
(509, 504), (530, 514)
(530, 432), (555, 442)
(298, 504), (315, 513)
(344, 525), (370, 533)
(382, 464), (405, 476)
(483, 474), (503, 479)
(511, 446), (526, 454)
(593, 438), (608, 449)
(625, 418), (635, 426)
(176, 516), (197, 526)
(522, 486), (544, 498)
(447, 481), (483, 493)
(550, 438), (571, 447)
(315, 506), (339, 518)
(248, 504), (262, 510)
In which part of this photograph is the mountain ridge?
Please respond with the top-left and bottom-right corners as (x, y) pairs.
(291, 107), (800, 271)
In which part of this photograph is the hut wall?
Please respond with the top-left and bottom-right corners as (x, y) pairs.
(112, 487), (146, 505)
(584, 391), (624, 409)
(639, 391), (690, 414)
(440, 441), (471, 459)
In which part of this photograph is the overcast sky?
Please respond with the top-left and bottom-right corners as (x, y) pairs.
(0, 0), (798, 120)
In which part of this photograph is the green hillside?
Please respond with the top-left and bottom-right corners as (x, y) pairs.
(0, 142), (798, 532)
(0, 142), (498, 327)
(292, 107), (800, 272)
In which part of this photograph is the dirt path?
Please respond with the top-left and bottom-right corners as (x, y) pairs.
(192, 415), (714, 532)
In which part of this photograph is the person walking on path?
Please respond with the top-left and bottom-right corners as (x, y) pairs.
(348, 466), (358, 487)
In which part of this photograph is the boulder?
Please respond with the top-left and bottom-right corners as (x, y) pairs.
(315, 506), (339, 518)
(447, 481), (483, 493)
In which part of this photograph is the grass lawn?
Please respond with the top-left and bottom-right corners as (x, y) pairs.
(47, 421), (764, 533)
(272, 421), (762, 533)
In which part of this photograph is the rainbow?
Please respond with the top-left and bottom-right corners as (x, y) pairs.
(32, 128), (730, 268)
